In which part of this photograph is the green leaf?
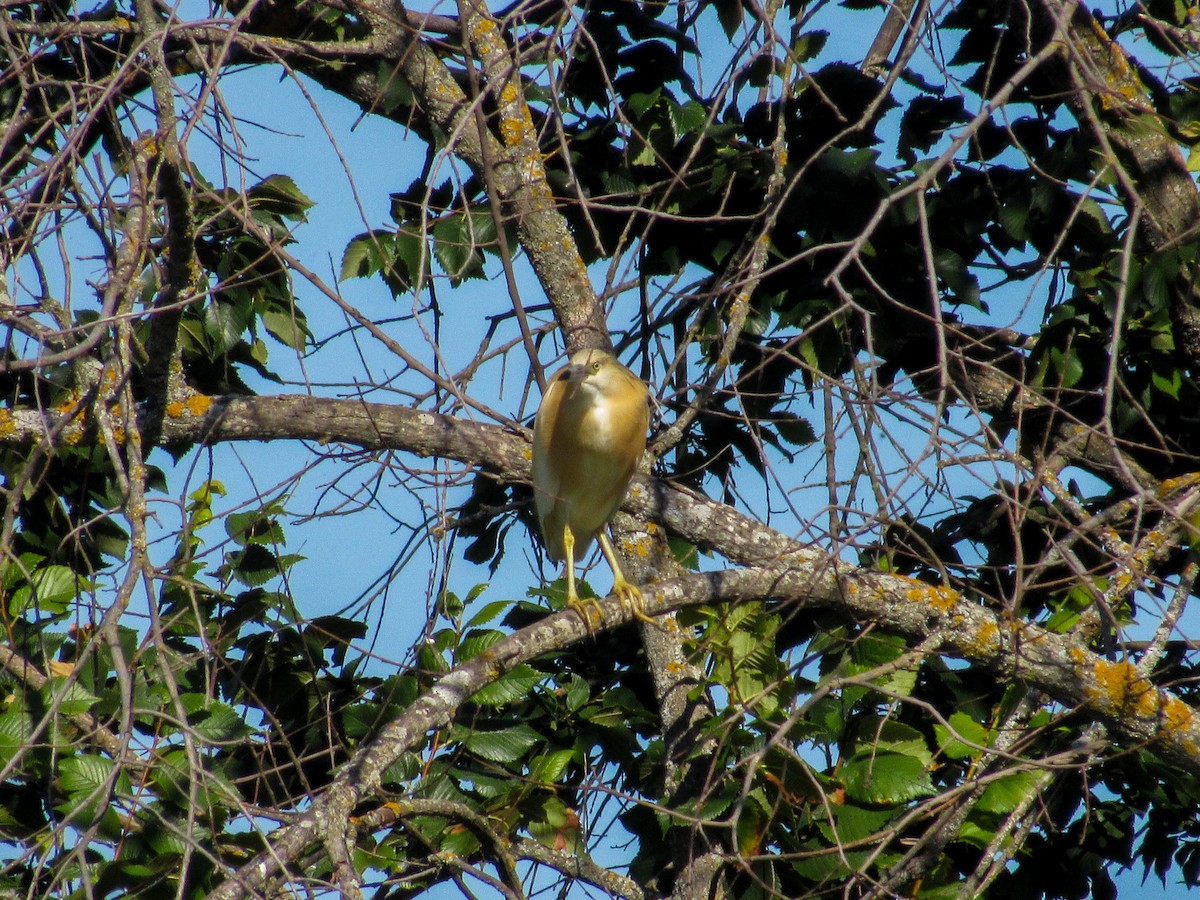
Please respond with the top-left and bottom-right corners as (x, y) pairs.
(793, 30), (829, 62)
(182, 696), (255, 743)
(58, 754), (127, 826)
(262, 306), (310, 351)
(714, 0), (743, 38)
(458, 629), (504, 661)
(59, 753), (114, 796)
(1152, 366), (1182, 400)
(469, 665), (544, 706)
(205, 297), (252, 354)
(841, 751), (935, 804)
(976, 771), (1038, 814)
(668, 100), (707, 139)
(529, 748), (575, 784)
(225, 509), (285, 546)
(565, 675), (590, 712)
(10, 565), (83, 616)
(463, 724), (543, 763)
(150, 748), (194, 807)
(45, 677), (100, 716)
(0, 711), (32, 769)
(934, 711), (989, 760)
(341, 230), (388, 280)
(381, 752), (422, 784)
(249, 174), (314, 222)
(465, 599), (508, 628)
(228, 545), (282, 588)
(1049, 346), (1084, 389)
(433, 213), (485, 282)
(375, 61), (415, 113)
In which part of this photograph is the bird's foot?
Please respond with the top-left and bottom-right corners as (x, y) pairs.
(567, 593), (604, 632)
(612, 578), (658, 626)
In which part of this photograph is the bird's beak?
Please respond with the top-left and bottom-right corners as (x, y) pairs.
(560, 363), (589, 395)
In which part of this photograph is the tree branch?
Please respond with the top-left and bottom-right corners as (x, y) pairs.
(206, 553), (1200, 899)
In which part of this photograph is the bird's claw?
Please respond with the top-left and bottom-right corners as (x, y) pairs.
(613, 580), (659, 627)
(567, 595), (604, 631)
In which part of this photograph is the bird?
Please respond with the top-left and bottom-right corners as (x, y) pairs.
(532, 348), (653, 627)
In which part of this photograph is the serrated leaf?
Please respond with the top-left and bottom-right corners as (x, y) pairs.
(262, 307), (309, 351)
(59, 753), (114, 797)
(465, 600), (508, 628)
(566, 676), (590, 712)
(432, 214), (483, 282)
(341, 231), (386, 280)
(229, 545), (281, 588)
(187, 700), (254, 743)
(46, 677), (100, 716)
(668, 100), (707, 139)
(458, 629), (504, 662)
(0, 711), (32, 769)
(868, 720), (933, 765)
(841, 751), (935, 804)
(381, 752), (422, 784)
(934, 711), (989, 760)
(249, 174), (313, 221)
(205, 298), (251, 354)
(225, 510), (285, 546)
(714, 0), (743, 38)
(469, 665), (544, 707)
(775, 414), (816, 447)
(529, 748), (575, 784)
(1049, 346), (1084, 389)
(463, 724), (543, 763)
(10, 565), (83, 615)
(976, 771), (1038, 814)
(794, 30), (828, 62)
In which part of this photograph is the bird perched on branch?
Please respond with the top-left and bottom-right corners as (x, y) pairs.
(532, 348), (653, 627)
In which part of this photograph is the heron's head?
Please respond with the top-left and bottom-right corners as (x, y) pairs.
(560, 349), (623, 396)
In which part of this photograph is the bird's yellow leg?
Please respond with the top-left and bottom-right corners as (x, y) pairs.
(598, 531), (656, 624)
(563, 525), (602, 630)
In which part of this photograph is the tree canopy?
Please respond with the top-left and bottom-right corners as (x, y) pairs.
(4, 0), (1200, 897)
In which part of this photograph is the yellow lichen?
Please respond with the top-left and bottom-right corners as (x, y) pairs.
(903, 582), (958, 612)
(53, 393), (80, 415)
(167, 395), (214, 418)
(472, 16), (499, 40)
(185, 394), (213, 416)
(1161, 695), (1196, 734)
(1157, 472), (1200, 497)
(968, 620), (1001, 655)
(500, 119), (524, 146)
(0, 408), (15, 436)
(1090, 659), (1157, 718)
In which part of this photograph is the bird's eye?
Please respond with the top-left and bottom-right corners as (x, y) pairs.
(591, 362), (602, 372)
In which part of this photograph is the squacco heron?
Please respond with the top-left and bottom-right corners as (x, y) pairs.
(532, 348), (653, 626)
